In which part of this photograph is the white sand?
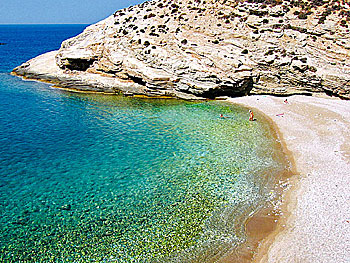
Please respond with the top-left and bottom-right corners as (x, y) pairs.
(228, 95), (350, 263)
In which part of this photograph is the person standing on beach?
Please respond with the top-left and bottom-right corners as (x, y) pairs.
(249, 110), (254, 121)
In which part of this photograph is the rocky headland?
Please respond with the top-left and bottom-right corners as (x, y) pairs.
(13, 0), (350, 99)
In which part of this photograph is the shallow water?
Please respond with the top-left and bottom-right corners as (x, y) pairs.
(0, 25), (286, 262)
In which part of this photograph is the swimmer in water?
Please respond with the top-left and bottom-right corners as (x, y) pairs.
(220, 114), (230, 118)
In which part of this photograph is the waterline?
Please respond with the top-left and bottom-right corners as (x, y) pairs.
(0, 75), (287, 261)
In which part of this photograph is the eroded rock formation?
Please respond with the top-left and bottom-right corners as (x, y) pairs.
(13, 0), (350, 99)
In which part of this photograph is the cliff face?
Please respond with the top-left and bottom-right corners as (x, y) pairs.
(13, 0), (350, 99)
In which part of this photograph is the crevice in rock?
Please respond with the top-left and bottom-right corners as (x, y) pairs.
(64, 58), (96, 71)
(126, 74), (147, 86)
(201, 79), (254, 99)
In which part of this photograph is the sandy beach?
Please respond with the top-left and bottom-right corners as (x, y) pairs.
(226, 95), (350, 262)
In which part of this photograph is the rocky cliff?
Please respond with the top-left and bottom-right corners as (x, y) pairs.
(13, 0), (350, 99)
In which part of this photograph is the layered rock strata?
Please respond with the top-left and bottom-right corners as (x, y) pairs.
(13, 0), (350, 99)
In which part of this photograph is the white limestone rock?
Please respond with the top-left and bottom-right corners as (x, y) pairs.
(13, 0), (350, 99)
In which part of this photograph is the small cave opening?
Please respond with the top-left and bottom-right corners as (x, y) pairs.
(201, 80), (254, 99)
(64, 58), (96, 71)
(127, 74), (147, 86)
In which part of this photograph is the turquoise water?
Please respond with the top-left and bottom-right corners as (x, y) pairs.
(0, 25), (287, 262)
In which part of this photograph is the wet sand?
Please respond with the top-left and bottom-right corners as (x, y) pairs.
(226, 95), (350, 263)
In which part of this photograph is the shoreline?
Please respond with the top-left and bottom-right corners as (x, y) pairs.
(218, 99), (297, 263)
(226, 95), (350, 262)
(6, 70), (350, 260)
(8, 71), (296, 261)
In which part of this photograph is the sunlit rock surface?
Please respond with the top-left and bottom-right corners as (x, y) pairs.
(13, 0), (350, 99)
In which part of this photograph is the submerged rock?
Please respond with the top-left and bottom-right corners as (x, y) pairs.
(59, 204), (72, 211)
(12, 0), (350, 99)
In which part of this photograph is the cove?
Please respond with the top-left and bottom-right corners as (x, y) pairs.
(0, 73), (288, 261)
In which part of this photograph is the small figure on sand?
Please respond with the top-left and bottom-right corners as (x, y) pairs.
(284, 99), (289, 104)
(249, 110), (254, 121)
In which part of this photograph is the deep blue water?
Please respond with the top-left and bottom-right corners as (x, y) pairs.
(0, 24), (88, 73)
(0, 25), (287, 262)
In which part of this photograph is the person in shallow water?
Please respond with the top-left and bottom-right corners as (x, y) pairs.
(249, 110), (254, 121)
(220, 114), (230, 118)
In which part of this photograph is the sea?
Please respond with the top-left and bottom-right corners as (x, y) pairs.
(0, 25), (288, 262)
